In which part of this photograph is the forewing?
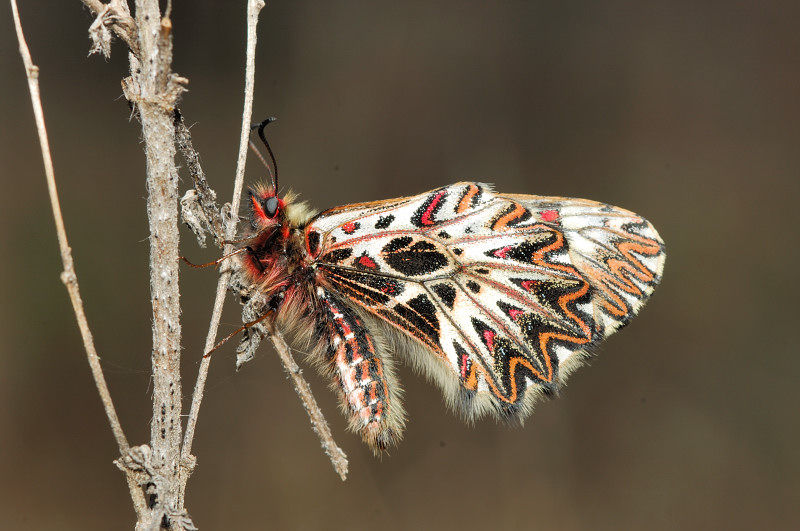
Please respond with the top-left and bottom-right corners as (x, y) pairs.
(306, 182), (665, 419)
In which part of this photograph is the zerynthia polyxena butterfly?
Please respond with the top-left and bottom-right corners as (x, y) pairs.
(234, 125), (665, 454)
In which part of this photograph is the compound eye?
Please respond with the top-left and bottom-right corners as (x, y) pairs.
(264, 196), (280, 218)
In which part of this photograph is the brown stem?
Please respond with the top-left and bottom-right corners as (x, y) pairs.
(10, 0), (148, 520)
(181, 0), (266, 463)
(129, 1), (188, 526)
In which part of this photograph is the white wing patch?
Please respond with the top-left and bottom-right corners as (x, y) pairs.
(306, 182), (665, 419)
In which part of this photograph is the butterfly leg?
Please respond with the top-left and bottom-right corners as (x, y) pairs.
(317, 291), (404, 453)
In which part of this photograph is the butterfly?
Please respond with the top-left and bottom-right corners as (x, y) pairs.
(232, 125), (666, 453)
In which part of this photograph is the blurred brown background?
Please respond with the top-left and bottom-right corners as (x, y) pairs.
(2, 1), (798, 530)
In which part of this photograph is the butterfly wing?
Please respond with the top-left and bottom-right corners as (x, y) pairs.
(306, 182), (665, 420)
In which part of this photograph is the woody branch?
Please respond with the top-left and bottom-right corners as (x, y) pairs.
(127, 1), (188, 525)
(10, 0), (149, 520)
(82, 0), (192, 528)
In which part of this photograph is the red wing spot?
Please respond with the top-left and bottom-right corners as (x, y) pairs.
(381, 283), (396, 295)
(521, 280), (537, 291)
(460, 354), (470, 378)
(541, 210), (559, 222)
(482, 330), (496, 352)
(358, 254), (378, 269)
(508, 308), (525, 320)
(420, 191), (446, 226)
(493, 245), (513, 259)
(342, 221), (359, 234)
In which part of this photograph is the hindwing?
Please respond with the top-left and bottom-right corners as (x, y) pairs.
(305, 182), (665, 419)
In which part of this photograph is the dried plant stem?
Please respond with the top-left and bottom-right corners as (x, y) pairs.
(10, 0), (148, 518)
(181, 0), (265, 462)
(180, 0), (349, 480)
(128, 0), (188, 523)
(265, 323), (349, 480)
(174, 111), (225, 246)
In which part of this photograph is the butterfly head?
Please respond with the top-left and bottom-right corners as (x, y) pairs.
(249, 184), (286, 230)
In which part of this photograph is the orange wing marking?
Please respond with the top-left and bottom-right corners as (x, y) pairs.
(456, 184), (482, 214)
(490, 202), (528, 231)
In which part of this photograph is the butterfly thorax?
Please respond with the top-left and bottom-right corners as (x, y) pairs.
(240, 187), (317, 312)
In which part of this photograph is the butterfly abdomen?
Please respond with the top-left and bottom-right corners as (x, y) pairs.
(316, 291), (405, 452)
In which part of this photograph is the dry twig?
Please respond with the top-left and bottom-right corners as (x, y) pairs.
(231, 282), (350, 479)
(81, 0), (193, 527)
(174, 111), (225, 247)
(178, 0), (349, 480)
(180, 0), (266, 464)
(10, 0), (149, 520)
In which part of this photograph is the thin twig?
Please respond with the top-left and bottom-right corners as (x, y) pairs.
(174, 111), (225, 246)
(180, 0), (349, 480)
(181, 0), (266, 462)
(10, 0), (147, 517)
(229, 280), (349, 480)
(246, 140), (349, 465)
(11, 0), (130, 456)
(264, 323), (349, 480)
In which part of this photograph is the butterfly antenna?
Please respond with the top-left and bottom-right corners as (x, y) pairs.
(251, 118), (278, 192)
(248, 139), (274, 185)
